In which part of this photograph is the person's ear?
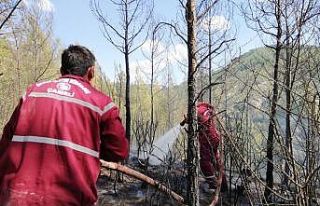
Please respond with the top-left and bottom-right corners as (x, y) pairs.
(87, 66), (95, 81)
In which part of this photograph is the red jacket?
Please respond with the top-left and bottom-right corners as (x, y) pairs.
(0, 75), (129, 205)
(197, 102), (220, 150)
(197, 102), (227, 189)
(197, 103), (221, 175)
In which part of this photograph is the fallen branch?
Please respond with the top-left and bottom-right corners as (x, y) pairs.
(100, 160), (185, 204)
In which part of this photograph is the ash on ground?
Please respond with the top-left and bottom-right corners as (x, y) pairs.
(96, 158), (252, 206)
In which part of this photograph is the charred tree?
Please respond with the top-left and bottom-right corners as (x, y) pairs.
(264, 1), (282, 199)
(91, 0), (153, 143)
(186, 0), (199, 205)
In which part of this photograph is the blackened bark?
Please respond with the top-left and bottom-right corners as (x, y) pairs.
(264, 0), (282, 200)
(125, 49), (131, 143)
(124, 4), (131, 143)
(283, 25), (292, 187)
(186, 0), (199, 205)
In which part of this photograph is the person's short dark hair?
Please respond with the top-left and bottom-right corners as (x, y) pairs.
(60, 45), (96, 76)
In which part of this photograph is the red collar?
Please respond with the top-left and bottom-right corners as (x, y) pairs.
(59, 75), (91, 84)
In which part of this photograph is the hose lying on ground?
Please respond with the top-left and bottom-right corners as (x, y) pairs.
(100, 160), (185, 204)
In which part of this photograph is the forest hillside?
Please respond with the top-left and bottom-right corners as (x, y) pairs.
(2, 0), (320, 205)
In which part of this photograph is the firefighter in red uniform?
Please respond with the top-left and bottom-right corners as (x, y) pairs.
(0, 45), (129, 205)
(197, 102), (227, 191)
(181, 102), (227, 191)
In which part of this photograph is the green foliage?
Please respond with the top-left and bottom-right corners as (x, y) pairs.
(0, 4), (60, 133)
(0, 38), (10, 58)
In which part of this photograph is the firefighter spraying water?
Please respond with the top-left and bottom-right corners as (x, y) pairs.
(181, 102), (228, 192)
(0, 44), (227, 205)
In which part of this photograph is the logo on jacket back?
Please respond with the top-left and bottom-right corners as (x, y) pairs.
(57, 82), (71, 91)
(47, 82), (75, 97)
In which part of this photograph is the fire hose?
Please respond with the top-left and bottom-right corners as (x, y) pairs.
(100, 160), (185, 204)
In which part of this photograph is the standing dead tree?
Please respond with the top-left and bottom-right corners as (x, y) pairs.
(185, 0), (200, 205)
(244, 0), (283, 201)
(140, 22), (166, 145)
(196, 0), (234, 104)
(242, 0), (320, 204)
(91, 0), (154, 143)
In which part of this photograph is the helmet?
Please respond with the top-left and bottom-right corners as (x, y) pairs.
(197, 102), (214, 123)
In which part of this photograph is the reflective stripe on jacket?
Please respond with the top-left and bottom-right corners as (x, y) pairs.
(0, 75), (129, 205)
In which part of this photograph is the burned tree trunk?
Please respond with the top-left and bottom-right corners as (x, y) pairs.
(186, 0), (199, 205)
(91, 0), (153, 143)
(264, 0), (282, 200)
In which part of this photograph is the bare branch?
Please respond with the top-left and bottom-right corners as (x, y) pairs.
(197, 0), (219, 21)
(194, 82), (224, 104)
(157, 21), (187, 44)
(196, 38), (235, 69)
(0, 0), (23, 31)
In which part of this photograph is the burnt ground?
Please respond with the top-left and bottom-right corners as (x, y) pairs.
(95, 156), (320, 206)
(96, 162), (252, 206)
